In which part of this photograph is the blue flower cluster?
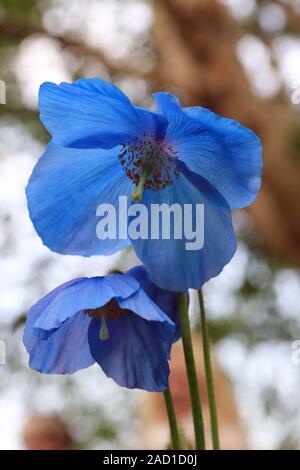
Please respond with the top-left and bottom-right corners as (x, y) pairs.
(24, 78), (262, 391)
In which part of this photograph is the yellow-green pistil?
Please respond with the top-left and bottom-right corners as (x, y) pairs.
(99, 313), (109, 340)
(84, 299), (126, 341)
(131, 168), (150, 202)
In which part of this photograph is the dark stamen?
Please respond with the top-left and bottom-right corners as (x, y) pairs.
(118, 135), (179, 193)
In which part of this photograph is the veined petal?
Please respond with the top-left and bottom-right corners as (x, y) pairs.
(154, 92), (262, 209)
(26, 142), (133, 256)
(130, 162), (237, 292)
(40, 78), (167, 149)
(88, 313), (170, 391)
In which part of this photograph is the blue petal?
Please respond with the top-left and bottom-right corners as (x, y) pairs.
(128, 265), (180, 342)
(154, 92), (262, 209)
(30, 275), (139, 335)
(40, 78), (167, 149)
(117, 287), (175, 340)
(23, 275), (144, 374)
(26, 142), (133, 256)
(23, 278), (94, 374)
(130, 162), (237, 291)
(24, 312), (95, 374)
(24, 278), (83, 339)
(88, 313), (170, 391)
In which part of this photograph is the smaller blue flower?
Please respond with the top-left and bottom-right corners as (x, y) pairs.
(23, 267), (178, 392)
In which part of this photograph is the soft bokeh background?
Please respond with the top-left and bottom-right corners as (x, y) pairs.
(1, 0), (300, 450)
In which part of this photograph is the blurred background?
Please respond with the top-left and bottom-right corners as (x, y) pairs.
(1, 0), (300, 450)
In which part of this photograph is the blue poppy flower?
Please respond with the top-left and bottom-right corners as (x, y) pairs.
(23, 267), (178, 392)
(26, 78), (262, 291)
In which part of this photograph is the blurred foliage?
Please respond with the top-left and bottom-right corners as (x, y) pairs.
(205, 237), (300, 346)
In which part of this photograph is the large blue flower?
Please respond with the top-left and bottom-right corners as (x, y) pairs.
(26, 78), (262, 291)
(23, 267), (178, 392)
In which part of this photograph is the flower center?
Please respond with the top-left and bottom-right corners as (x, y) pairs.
(84, 299), (126, 341)
(118, 134), (180, 198)
(84, 299), (126, 321)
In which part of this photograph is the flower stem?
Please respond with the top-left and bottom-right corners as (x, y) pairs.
(198, 289), (220, 450)
(163, 387), (181, 450)
(178, 292), (206, 450)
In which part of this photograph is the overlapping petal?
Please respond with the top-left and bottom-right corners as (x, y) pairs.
(23, 278), (95, 374)
(128, 265), (180, 341)
(40, 78), (167, 149)
(155, 92), (262, 208)
(25, 312), (95, 374)
(88, 313), (170, 392)
(31, 274), (139, 336)
(130, 162), (237, 291)
(26, 142), (133, 256)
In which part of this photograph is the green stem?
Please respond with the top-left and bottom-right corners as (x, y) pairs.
(163, 387), (181, 450)
(198, 289), (220, 450)
(178, 292), (206, 450)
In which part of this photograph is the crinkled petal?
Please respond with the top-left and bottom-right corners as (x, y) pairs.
(154, 92), (262, 208)
(31, 275), (139, 335)
(88, 312), (170, 391)
(26, 142), (133, 256)
(40, 78), (167, 149)
(128, 265), (180, 342)
(130, 162), (237, 291)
